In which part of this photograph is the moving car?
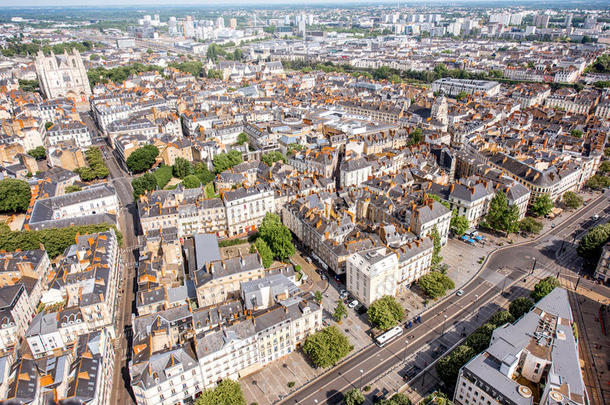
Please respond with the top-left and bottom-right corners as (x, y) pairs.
(456, 289), (464, 296)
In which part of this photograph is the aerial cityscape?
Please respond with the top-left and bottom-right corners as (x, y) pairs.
(0, 2), (608, 405)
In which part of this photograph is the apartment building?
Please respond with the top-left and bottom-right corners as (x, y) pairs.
(340, 157), (372, 189)
(544, 88), (599, 115)
(288, 148), (338, 178)
(0, 249), (50, 288)
(454, 288), (586, 405)
(27, 183), (119, 231)
(138, 187), (227, 238)
(43, 230), (121, 337)
(346, 248), (399, 307)
(485, 152), (582, 201)
(406, 200), (452, 245)
(44, 119), (92, 149)
(431, 78), (501, 97)
(430, 181), (495, 225)
(0, 284), (36, 352)
(25, 307), (90, 358)
(193, 253), (265, 307)
(130, 276), (319, 405)
(222, 185), (275, 237)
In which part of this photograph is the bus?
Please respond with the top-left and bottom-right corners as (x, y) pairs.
(375, 326), (404, 347)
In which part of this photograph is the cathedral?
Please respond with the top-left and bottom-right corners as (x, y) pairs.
(34, 49), (91, 100)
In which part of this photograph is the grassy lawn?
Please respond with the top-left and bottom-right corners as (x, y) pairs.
(153, 165), (174, 188)
(205, 182), (219, 198)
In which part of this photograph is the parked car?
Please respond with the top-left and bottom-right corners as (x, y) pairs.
(339, 291), (348, 300)
(348, 300), (359, 308)
(339, 289), (347, 295)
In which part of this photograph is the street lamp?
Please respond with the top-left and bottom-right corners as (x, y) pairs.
(359, 369), (364, 388)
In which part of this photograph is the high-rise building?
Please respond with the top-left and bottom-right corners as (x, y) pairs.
(35, 49), (91, 100)
(533, 14), (549, 28)
(564, 13), (573, 28)
(229, 17), (237, 29)
(584, 15), (597, 29)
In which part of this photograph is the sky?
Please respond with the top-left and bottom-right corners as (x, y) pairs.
(0, 0), (424, 7)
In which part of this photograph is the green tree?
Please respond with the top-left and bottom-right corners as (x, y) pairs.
(599, 160), (610, 175)
(28, 146), (46, 160)
(509, 297), (533, 320)
(213, 150), (243, 173)
(333, 300), (348, 322)
(19, 79), (39, 92)
(132, 173), (158, 199)
(258, 213), (295, 260)
(182, 174), (201, 189)
(314, 290), (323, 304)
(65, 185), (82, 193)
(173, 157), (193, 178)
(431, 226), (442, 267)
(483, 192), (520, 235)
(519, 217), (543, 234)
(562, 191), (583, 209)
(0, 179), (31, 213)
(343, 388), (365, 405)
(418, 271), (455, 299)
(570, 129), (583, 138)
(530, 193), (554, 217)
(436, 345), (476, 392)
(302, 326), (353, 368)
(368, 295), (405, 330)
(261, 151), (287, 166)
(207, 69), (223, 79)
(577, 223), (610, 260)
(465, 323), (495, 353)
(0, 223), (121, 259)
(377, 393), (412, 405)
(126, 145), (159, 173)
(235, 132), (248, 145)
(194, 379), (246, 405)
(456, 91), (469, 101)
(488, 310), (514, 327)
(531, 276), (560, 302)
(450, 212), (469, 236)
(586, 174), (610, 190)
(254, 238), (273, 268)
(75, 147), (109, 181)
(407, 128), (423, 146)
(193, 162), (215, 185)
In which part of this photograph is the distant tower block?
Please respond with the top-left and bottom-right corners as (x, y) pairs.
(35, 49), (91, 101)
